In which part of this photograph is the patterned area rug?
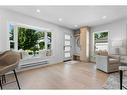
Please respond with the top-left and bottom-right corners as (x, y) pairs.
(103, 72), (127, 89)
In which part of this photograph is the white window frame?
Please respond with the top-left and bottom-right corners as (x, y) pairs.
(93, 31), (109, 53)
(8, 23), (52, 51)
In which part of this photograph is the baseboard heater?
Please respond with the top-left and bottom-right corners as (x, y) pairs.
(19, 60), (48, 69)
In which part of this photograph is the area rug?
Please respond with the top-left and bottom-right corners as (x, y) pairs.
(103, 72), (127, 89)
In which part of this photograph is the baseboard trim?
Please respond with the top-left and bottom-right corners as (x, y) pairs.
(6, 62), (64, 75)
(17, 61), (63, 72)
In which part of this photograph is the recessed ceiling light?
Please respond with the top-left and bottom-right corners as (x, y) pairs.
(102, 16), (107, 19)
(74, 25), (78, 27)
(58, 18), (62, 22)
(36, 9), (40, 13)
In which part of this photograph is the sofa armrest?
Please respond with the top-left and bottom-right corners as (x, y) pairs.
(96, 55), (108, 63)
(109, 55), (120, 59)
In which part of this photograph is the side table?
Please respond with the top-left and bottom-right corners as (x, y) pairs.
(119, 65), (127, 90)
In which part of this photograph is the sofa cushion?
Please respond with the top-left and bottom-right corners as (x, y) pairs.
(109, 58), (119, 64)
(96, 50), (108, 56)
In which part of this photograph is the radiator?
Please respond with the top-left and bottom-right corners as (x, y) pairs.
(19, 60), (48, 69)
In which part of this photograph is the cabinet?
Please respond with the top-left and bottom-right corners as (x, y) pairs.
(73, 27), (90, 62)
(80, 27), (90, 62)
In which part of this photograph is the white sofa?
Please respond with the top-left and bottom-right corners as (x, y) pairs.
(96, 55), (120, 73)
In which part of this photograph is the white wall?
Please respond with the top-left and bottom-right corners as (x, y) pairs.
(0, 9), (74, 64)
(90, 17), (127, 60)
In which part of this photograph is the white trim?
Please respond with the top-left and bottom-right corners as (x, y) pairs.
(92, 30), (109, 53)
(8, 22), (51, 32)
(8, 22), (52, 51)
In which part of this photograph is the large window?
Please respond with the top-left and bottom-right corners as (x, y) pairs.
(9, 24), (15, 49)
(94, 32), (108, 52)
(9, 24), (52, 56)
(47, 32), (52, 49)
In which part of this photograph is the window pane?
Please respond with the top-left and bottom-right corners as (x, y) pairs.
(95, 43), (108, 51)
(65, 35), (70, 40)
(10, 42), (15, 49)
(9, 24), (14, 41)
(47, 32), (52, 49)
(37, 31), (45, 40)
(94, 32), (108, 52)
(64, 52), (71, 58)
(47, 44), (51, 49)
(65, 46), (70, 52)
(39, 41), (45, 50)
(18, 27), (37, 50)
(47, 32), (52, 43)
(65, 41), (70, 45)
(37, 31), (45, 50)
(94, 32), (108, 43)
(18, 28), (46, 51)
(9, 24), (53, 58)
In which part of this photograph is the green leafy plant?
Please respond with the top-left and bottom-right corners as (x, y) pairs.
(18, 27), (38, 50)
(39, 42), (45, 49)
(18, 27), (51, 56)
(18, 27), (40, 56)
(94, 32), (108, 40)
(30, 45), (39, 56)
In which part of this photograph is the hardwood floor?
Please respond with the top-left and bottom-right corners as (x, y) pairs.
(3, 61), (109, 89)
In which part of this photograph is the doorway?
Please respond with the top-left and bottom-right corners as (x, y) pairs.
(63, 34), (72, 61)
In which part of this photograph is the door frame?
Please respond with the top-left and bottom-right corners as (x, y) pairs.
(63, 33), (73, 61)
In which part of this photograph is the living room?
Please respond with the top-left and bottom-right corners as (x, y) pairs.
(0, 6), (127, 91)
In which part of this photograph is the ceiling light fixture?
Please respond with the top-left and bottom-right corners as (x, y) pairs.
(102, 16), (107, 19)
(36, 9), (40, 13)
(58, 18), (62, 22)
(74, 25), (78, 27)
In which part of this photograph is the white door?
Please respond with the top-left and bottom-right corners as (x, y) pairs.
(64, 34), (72, 61)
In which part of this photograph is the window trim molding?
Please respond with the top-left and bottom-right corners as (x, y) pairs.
(8, 22), (52, 51)
(92, 30), (109, 53)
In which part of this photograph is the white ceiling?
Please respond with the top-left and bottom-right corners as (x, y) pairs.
(2, 6), (127, 29)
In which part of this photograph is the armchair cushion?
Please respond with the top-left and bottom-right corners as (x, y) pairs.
(109, 58), (119, 64)
(96, 50), (108, 56)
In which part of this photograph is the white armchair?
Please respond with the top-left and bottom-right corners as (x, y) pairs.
(96, 55), (120, 73)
